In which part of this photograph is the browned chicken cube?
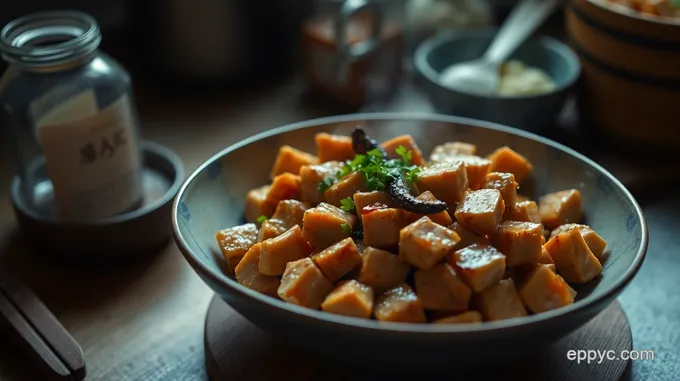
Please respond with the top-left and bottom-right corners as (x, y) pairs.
(414, 264), (472, 312)
(507, 200), (542, 224)
(415, 161), (469, 209)
(399, 217), (461, 270)
(489, 221), (543, 267)
(363, 207), (409, 249)
(482, 172), (518, 211)
(381, 135), (426, 166)
(539, 189), (583, 229)
(315, 133), (356, 163)
(429, 142), (477, 161)
(550, 224), (607, 260)
(270, 145), (319, 178)
(312, 238), (362, 282)
(407, 191), (453, 226)
(258, 225), (314, 276)
(519, 264), (575, 313)
(358, 247), (410, 292)
(353, 191), (397, 216)
(449, 243), (506, 292)
(278, 258), (333, 309)
(433, 311), (483, 324)
(299, 161), (344, 205)
(257, 218), (288, 242)
(451, 155), (492, 190)
(538, 247), (555, 265)
(324, 172), (366, 207)
(454, 189), (505, 235)
(216, 223), (258, 273)
(302, 203), (357, 250)
(235, 243), (281, 296)
(321, 280), (374, 319)
(487, 146), (533, 183)
(476, 278), (527, 321)
(245, 185), (275, 223)
(266, 173), (301, 207)
(271, 200), (309, 229)
(374, 284), (427, 323)
(544, 229), (602, 283)
(448, 222), (484, 251)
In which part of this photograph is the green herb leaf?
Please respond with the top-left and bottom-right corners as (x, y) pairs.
(395, 145), (412, 165)
(256, 215), (268, 224)
(317, 177), (335, 193)
(404, 166), (421, 184)
(341, 222), (352, 234)
(340, 197), (355, 212)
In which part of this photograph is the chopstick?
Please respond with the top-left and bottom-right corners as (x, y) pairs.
(0, 274), (86, 381)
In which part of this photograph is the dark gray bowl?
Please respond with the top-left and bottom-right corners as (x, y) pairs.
(172, 113), (646, 370)
(414, 29), (581, 132)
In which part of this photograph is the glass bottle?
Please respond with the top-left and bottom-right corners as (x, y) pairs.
(0, 10), (144, 222)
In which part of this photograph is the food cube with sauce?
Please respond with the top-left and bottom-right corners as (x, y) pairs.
(278, 258), (333, 309)
(265, 173), (302, 207)
(381, 135), (426, 166)
(482, 172), (518, 211)
(315, 133), (356, 163)
(358, 247), (410, 292)
(450, 155), (492, 190)
(374, 284), (427, 323)
(399, 217), (461, 270)
(433, 311), (483, 324)
(538, 247), (555, 265)
(454, 189), (505, 235)
(270, 145), (319, 178)
(299, 161), (344, 205)
(449, 243), (506, 292)
(257, 218), (288, 242)
(312, 237), (362, 282)
(519, 264), (575, 313)
(302, 203), (357, 250)
(544, 229), (602, 283)
(353, 191), (397, 216)
(550, 224), (607, 261)
(507, 200), (542, 223)
(235, 243), (281, 296)
(245, 185), (275, 223)
(415, 161), (469, 209)
(324, 172), (366, 207)
(429, 141), (478, 161)
(321, 280), (374, 319)
(487, 146), (533, 183)
(216, 223), (258, 273)
(258, 225), (314, 276)
(363, 207), (409, 249)
(408, 191), (453, 226)
(539, 189), (583, 229)
(476, 278), (527, 321)
(448, 222), (484, 251)
(271, 200), (309, 229)
(414, 264), (472, 312)
(489, 221), (543, 267)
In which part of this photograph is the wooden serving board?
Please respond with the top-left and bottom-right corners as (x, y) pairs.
(204, 295), (632, 381)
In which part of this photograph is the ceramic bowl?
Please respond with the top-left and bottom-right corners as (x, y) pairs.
(172, 113), (647, 369)
(414, 28), (580, 132)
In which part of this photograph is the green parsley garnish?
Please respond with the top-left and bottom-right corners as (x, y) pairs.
(404, 166), (421, 184)
(317, 177), (335, 193)
(395, 145), (412, 165)
(341, 222), (352, 234)
(340, 197), (355, 212)
(256, 215), (268, 224)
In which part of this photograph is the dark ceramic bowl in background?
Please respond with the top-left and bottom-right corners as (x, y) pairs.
(414, 29), (581, 132)
(172, 113), (646, 369)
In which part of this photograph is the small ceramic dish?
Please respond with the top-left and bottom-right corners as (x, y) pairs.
(414, 28), (581, 132)
(172, 113), (647, 369)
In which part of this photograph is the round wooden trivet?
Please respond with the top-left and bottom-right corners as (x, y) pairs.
(205, 295), (632, 381)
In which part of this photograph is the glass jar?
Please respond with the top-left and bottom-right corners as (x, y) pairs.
(0, 10), (144, 223)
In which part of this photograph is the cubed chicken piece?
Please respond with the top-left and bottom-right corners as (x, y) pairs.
(271, 200), (309, 229)
(315, 133), (356, 163)
(235, 243), (281, 296)
(482, 172), (518, 212)
(511, 260), (557, 287)
(399, 217), (461, 270)
(539, 189), (583, 229)
(299, 161), (344, 205)
(544, 229), (602, 283)
(451, 155), (492, 190)
(324, 172), (366, 207)
(358, 247), (410, 291)
(312, 238), (362, 282)
(270, 145), (319, 178)
(302, 203), (357, 250)
(353, 191), (397, 216)
(415, 264), (472, 312)
(433, 311), (483, 324)
(258, 225), (314, 276)
(507, 200), (541, 224)
(519, 264), (575, 314)
(429, 142), (477, 162)
(381, 135), (426, 166)
(415, 161), (469, 209)
(454, 189), (505, 235)
(257, 218), (288, 242)
(407, 191), (453, 226)
(321, 280), (374, 319)
(265, 173), (301, 208)
(489, 221), (543, 267)
(448, 222), (484, 251)
(538, 247), (555, 265)
(216, 223), (259, 273)
(487, 146), (533, 183)
(550, 224), (607, 260)
(363, 207), (409, 249)
(449, 243), (506, 292)
(374, 284), (427, 323)
(476, 278), (527, 321)
(278, 258), (333, 309)
(244, 185), (275, 223)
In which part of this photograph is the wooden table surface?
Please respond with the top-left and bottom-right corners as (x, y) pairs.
(0, 76), (678, 381)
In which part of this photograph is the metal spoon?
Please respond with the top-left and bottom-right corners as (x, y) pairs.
(439, 0), (562, 96)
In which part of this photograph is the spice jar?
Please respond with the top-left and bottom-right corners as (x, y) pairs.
(0, 10), (144, 222)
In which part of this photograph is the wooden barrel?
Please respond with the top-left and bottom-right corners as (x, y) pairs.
(566, 0), (680, 149)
